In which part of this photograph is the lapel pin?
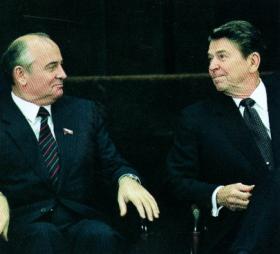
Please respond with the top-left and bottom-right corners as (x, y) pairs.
(63, 128), (74, 135)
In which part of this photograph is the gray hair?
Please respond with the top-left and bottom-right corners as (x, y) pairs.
(1, 32), (50, 86)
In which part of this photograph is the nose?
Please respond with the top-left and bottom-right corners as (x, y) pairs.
(56, 64), (67, 80)
(209, 57), (219, 72)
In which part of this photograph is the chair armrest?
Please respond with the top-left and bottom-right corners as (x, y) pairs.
(190, 204), (201, 254)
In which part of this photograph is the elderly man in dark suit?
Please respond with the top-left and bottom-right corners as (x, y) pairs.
(166, 20), (280, 254)
(0, 33), (159, 254)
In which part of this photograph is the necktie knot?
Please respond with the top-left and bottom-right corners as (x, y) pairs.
(240, 98), (255, 108)
(37, 107), (50, 118)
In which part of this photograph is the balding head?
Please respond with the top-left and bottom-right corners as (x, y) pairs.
(1, 32), (52, 86)
(1, 33), (67, 105)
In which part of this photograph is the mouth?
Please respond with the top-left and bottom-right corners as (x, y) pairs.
(212, 76), (225, 83)
(212, 75), (224, 79)
(54, 83), (63, 88)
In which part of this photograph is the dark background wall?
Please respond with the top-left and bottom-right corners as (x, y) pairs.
(0, 0), (279, 76)
(0, 1), (280, 253)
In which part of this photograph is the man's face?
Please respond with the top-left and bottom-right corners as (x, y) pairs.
(208, 38), (252, 96)
(24, 38), (67, 105)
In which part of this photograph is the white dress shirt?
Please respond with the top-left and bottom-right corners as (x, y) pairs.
(211, 80), (271, 217)
(11, 92), (55, 140)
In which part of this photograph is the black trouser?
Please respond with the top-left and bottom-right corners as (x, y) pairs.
(7, 205), (125, 254)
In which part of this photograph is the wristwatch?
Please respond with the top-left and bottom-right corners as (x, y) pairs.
(118, 173), (141, 184)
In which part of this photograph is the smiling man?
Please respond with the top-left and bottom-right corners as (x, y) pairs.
(166, 20), (280, 254)
(0, 33), (159, 254)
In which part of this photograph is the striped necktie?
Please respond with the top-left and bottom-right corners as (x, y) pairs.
(240, 98), (274, 170)
(37, 107), (61, 184)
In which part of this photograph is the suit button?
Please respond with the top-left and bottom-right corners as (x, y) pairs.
(40, 208), (47, 213)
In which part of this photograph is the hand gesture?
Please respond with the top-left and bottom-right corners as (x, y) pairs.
(217, 183), (255, 211)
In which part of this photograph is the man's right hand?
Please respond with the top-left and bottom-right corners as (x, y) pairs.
(0, 193), (10, 241)
(217, 183), (255, 212)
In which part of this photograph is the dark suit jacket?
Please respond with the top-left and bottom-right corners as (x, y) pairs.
(166, 73), (280, 252)
(0, 93), (138, 225)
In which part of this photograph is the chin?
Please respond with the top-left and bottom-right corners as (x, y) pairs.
(213, 82), (225, 92)
(55, 88), (64, 97)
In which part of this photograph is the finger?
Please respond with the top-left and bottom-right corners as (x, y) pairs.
(117, 194), (127, 217)
(151, 202), (160, 218)
(131, 200), (146, 219)
(0, 221), (4, 235)
(228, 196), (250, 205)
(229, 203), (248, 211)
(141, 197), (154, 221)
(140, 190), (160, 214)
(148, 193), (160, 213)
(145, 195), (160, 218)
(231, 199), (250, 210)
(237, 199), (250, 206)
(234, 191), (252, 201)
(235, 202), (250, 210)
(3, 224), (8, 241)
(238, 184), (255, 192)
(133, 186), (160, 219)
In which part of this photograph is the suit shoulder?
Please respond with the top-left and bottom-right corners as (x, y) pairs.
(56, 95), (106, 119)
(176, 100), (215, 129)
(263, 72), (280, 87)
(57, 95), (98, 110)
(59, 95), (96, 105)
(181, 99), (213, 116)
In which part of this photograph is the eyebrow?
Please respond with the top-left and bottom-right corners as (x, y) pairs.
(208, 49), (228, 55)
(45, 60), (63, 69)
(208, 50), (229, 57)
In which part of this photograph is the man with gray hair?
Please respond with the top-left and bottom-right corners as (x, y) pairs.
(0, 33), (159, 254)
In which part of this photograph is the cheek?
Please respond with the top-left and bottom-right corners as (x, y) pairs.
(224, 61), (241, 76)
(232, 65), (247, 77)
(49, 76), (58, 86)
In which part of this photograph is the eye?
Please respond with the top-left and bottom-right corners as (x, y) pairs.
(208, 56), (213, 63)
(46, 63), (58, 72)
(218, 53), (227, 61)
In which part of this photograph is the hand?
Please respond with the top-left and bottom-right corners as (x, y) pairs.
(0, 193), (10, 241)
(118, 176), (160, 221)
(217, 183), (255, 212)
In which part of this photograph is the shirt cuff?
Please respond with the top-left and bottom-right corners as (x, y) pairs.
(211, 185), (224, 217)
(118, 174), (141, 184)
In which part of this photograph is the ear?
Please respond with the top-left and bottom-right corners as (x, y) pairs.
(248, 52), (261, 73)
(13, 66), (28, 86)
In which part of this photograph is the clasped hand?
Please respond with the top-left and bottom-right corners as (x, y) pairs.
(217, 183), (255, 211)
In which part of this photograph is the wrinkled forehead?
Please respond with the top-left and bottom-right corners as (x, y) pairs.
(26, 36), (59, 53)
(208, 38), (241, 54)
(24, 37), (62, 65)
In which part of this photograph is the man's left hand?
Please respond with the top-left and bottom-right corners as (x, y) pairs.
(118, 176), (160, 221)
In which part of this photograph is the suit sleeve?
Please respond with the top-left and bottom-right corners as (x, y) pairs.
(92, 102), (139, 184)
(166, 108), (218, 209)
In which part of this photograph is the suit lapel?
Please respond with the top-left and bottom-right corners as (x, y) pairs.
(0, 94), (46, 179)
(51, 98), (78, 187)
(212, 93), (267, 173)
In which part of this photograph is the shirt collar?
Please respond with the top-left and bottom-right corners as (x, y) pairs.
(232, 79), (267, 111)
(11, 92), (52, 123)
